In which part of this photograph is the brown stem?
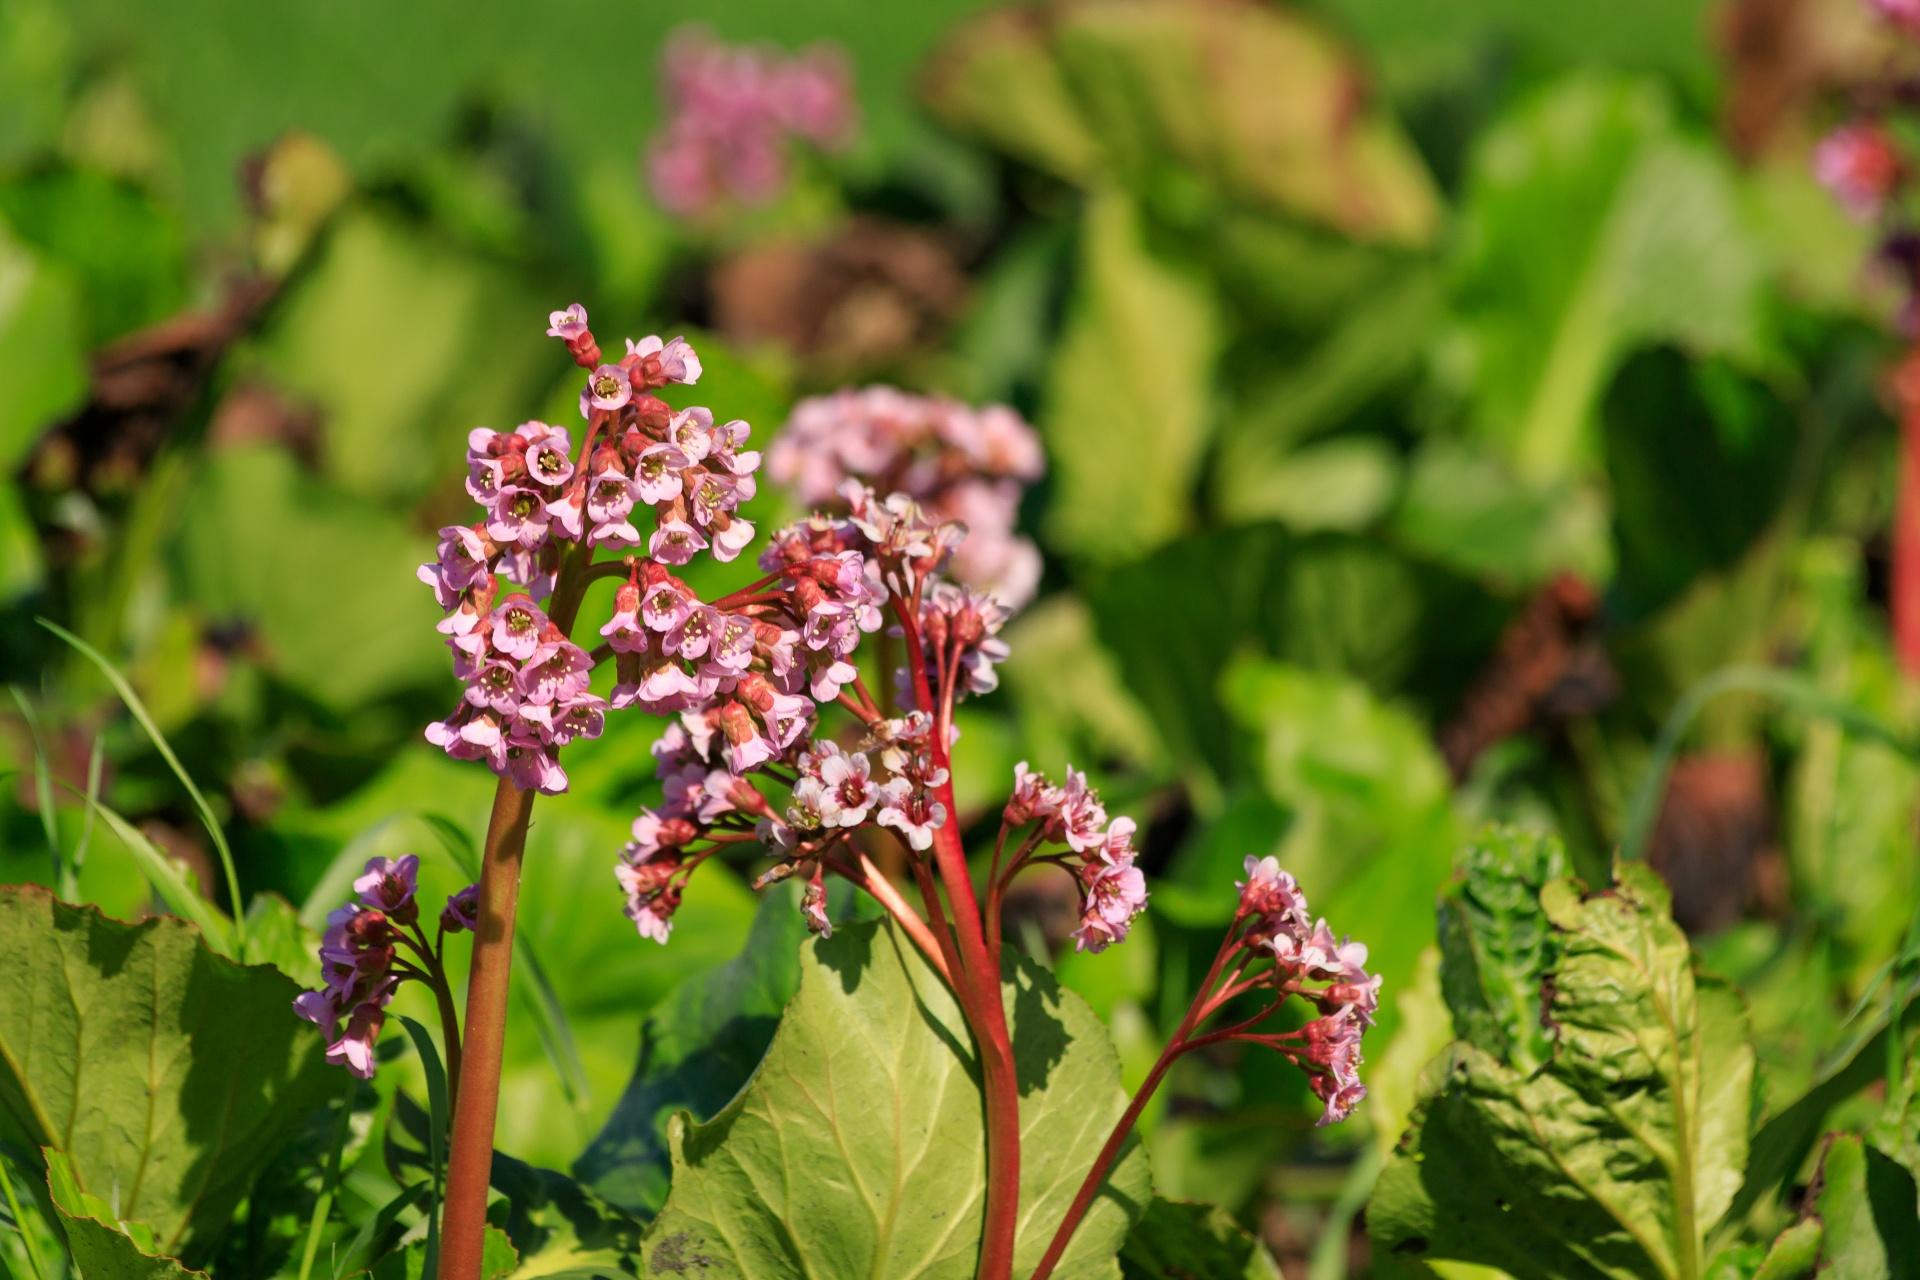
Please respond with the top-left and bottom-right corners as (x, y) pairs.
(438, 779), (535, 1280)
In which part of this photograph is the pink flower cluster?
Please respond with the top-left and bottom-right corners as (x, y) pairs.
(1236, 856), (1381, 1125)
(419, 307), (767, 795)
(647, 26), (856, 218)
(768, 388), (1046, 607)
(293, 856), (477, 1080)
(1004, 763), (1146, 952)
(1869, 0), (1920, 32)
(1814, 121), (1902, 222)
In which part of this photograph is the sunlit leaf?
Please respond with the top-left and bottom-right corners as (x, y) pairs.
(0, 887), (332, 1265)
(1042, 185), (1218, 563)
(638, 919), (1153, 1279)
(46, 1148), (205, 1280)
(1117, 1197), (1282, 1280)
(1371, 863), (1757, 1280)
(1437, 826), (1566, 1075)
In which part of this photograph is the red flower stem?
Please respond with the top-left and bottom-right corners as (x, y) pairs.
(837, 691), (881, 725)
(911, 854), (972, 1007)
(892, 589), (1022, 1280)
(1028, 923), (1248, 1280)
(1894, 344), (1920, 674)
(442, 540), (594, 1280)
(824, 850), (953, 985)
(438, 777), (535, 1280)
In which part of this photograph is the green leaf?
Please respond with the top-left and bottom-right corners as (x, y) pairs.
(1222, 660), (1462, 1048)
(0, 886), (332, 1264)
(46, 1149), (206, 1280)
(1117, 1197), (1282, 1280)
(638, 920), (1152, 1279)
(1436, 826), (1566, 1075)
(1049, 0), (1440, 243)
(369, 1224), (517, 1280)
(0, 221), (87, 469)
(1042, 185), (1218, 563)
(1390, 440), (1614, 589)
(919, 6), (1105, 183)
(486, 1151), (643, 1276)
(254, 208), (555, 504)
(0, 166), (186, 345)
(1813, 1135), (1920, 1280)
(1601, 350), (1800, 621)
(998, 594), (1167, 788)
(574, 884), (809, 1217)
(1752, 1219), (1822, 1280)
(172, 445), (447, 709)
(1448, 73), (1766, 487)
(1371, 863), (1757, 1280)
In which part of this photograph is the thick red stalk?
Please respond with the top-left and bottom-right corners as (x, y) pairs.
(1027, 923), (1247, 1280)
(895, 593), (1022, 1280)
(443, 541), (596, 1280)
(1894, 344), (1920, 675)
(438, 778), (535, 1280)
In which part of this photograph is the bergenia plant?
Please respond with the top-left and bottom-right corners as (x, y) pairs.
(294, 305), (1380, 1280)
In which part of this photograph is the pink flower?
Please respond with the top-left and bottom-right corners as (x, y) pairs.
(440, 884), (480, 933)
(584, 364), (634, 414)
(876, 776), (946, 851)
(651, 520), (709, 565)
(1237, 855), (1307, 926)
(1814, 121), (1901, 221)
(1869, 0), (1920, 31)
(547, 304), (590, 341)
(353, 855), (420, 923)
(617, 858), (681, 944)
(627, 334), (704, 387)
(1005, 761), (1058, 826)
(601, 581), (649, 653)
(1072, 819), (1147, 953)
(635, 443), (690, 504)
(490, 596), (547, 661)
(525, 432), (576, 488)
(325, 1002), (388, 1079)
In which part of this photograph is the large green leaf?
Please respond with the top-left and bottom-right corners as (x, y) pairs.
(0, 886), (332, 1264)
(1447, 74), (1767, 488)
(253, 208), (556, 504)
(574, 883), (810, 1217)
(1221, 660), (1461, 1048)
(172, 444), (447, 709)
(0, 166), (187, 345)
(0, 221), (87, 469)
(1049, 0), (1439, 243)
(1042, 185), (1218, 563)
(1117, 1197), (1282, 1280)
(923, 0), (1440, 244)
(1812, 1135), (1920, 1280)
(1436, 826), (1566, 1075)
(637, 920), (1153, 1279)
(46, 1148), (205, 1280)
(1371, 863), (1756, 1280)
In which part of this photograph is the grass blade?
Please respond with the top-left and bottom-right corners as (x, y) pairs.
(297, 1075), (358, 1280)
(397, 1016), (449, 1280)
(0, 1150), (49, 1280)
(69, 733), (105, 897)
(8, 688), (64, 897)
(76, 786), (236, 954)
(418, 812), (480, 881)
(329, 1183), (424, 1280)
(36, 617), (248, 954)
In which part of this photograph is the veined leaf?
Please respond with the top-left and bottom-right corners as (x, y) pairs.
(0, 886), (332, 1264)
(1371, 863), (1756, 1280)
(638, 920), (1152, 1279)
(46, 1148), (205, 1280)
(1118, 1197), (1282, 1279)
(1437, 826), (1566, 1074)
(575, 883), (809, 1217)
(1811, 1135), (1920, 1280)
(1042, 185), (1218, 564)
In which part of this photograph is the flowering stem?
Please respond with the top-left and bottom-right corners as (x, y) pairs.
(826, 850), (952, 984)
(438, 774), (536, 1280)
(892, 591), (1023, 1280)
(1028, 924), (1247, 1280)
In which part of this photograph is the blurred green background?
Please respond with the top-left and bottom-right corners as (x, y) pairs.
(3, 0), (1915, 1272)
